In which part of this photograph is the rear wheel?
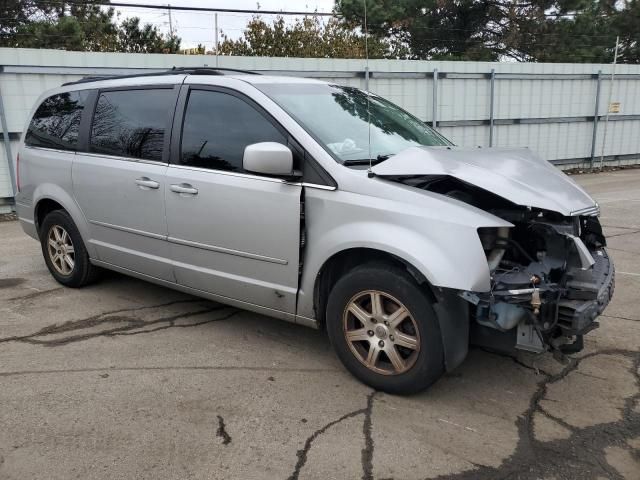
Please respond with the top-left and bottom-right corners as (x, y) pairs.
(40, 210), (100, 287)
(326, 263), (444, 394)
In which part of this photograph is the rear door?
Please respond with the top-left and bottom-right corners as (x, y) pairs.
(165, 85), (302, 313)
(73, 86), (178, 281)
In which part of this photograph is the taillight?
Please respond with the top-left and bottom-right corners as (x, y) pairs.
(16, 153), (20, 192)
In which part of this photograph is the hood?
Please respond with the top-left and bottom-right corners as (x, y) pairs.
(371, 146), (596, 216)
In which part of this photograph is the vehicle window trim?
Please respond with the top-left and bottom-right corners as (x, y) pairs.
(78, 151), (168, 166)
(23, 145), (77, 155)
(87, 84), (178, 164)
(77, 89), (97, 152)
(170, 163), (289, 184)
(170, 84), (336, 187)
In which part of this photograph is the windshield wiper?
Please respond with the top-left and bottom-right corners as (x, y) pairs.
(343, 154), (394, 166)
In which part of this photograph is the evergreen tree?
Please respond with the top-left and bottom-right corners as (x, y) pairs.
(0, 1), (180, 53)
(336, 0), (633, 62)
(217, 15), (408, 59)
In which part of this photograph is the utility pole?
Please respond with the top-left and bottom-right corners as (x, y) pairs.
(168, 4), (174, 37)
(599, 35), (619, 170)
(214, 12), (219, 67)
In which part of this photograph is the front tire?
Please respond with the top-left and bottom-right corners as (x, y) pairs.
(40, 210), (100, 287)
(326, 263), (444, 395)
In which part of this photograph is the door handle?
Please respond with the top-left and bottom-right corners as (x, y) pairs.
(135, 177), (160, 189)
(170, 183), (198, 195)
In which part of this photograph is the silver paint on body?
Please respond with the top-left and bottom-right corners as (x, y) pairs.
(15, 73), (601, 329)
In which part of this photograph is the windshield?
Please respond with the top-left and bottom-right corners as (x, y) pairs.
(257, 83), (452, 164)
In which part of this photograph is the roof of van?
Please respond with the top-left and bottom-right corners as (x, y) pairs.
(62, 67), (328, 88)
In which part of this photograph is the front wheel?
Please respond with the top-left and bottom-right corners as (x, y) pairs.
(326, 263), (444, 395)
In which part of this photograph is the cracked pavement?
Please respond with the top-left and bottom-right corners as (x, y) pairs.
(1, 170), (639, 480)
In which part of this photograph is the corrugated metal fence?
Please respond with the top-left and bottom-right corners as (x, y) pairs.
(2, 48), (640, 207)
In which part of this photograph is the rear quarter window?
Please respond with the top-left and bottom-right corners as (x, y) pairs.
(25, 91), (88, 151)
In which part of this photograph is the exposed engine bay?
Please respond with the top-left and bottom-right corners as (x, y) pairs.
(393, 174), (615, 356)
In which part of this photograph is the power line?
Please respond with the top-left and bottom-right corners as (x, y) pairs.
(66, 1), (336, 16)
(0, 15), (620, 40)
(61, 1), (602, 19)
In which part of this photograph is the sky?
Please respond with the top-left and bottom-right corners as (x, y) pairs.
(109, 0), (337, 50)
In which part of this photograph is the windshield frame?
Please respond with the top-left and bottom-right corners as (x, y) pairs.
(256, 82), (454, 165)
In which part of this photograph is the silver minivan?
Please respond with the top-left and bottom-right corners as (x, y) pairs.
(15, 68), (614, 394)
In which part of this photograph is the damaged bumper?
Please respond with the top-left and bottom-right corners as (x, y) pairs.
(556, 248), (615, 337)
(467, 226), (614, 356)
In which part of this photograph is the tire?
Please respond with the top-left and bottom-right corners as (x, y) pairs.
(326, 263), (444, 395)
(39, 209), (100, 287)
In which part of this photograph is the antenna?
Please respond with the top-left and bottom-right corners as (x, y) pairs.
(364, 0), (373, 177)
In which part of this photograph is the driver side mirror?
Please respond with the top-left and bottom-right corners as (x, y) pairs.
(243, 142), (299, 177)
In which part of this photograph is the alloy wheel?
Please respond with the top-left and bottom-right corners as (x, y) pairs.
(342, 290), (420, 375)
(47, 225), (75, 276)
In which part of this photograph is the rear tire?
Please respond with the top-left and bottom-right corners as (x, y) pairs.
(40, 210), (100, 287)
(326, 263), (444, 395)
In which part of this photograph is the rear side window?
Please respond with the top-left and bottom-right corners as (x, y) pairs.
(90, 89), (173, 162)
(180, 90), (286, 172)
(25, 91), (87, 150)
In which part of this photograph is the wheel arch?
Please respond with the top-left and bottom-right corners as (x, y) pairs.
(32, 185), (96, 258)
(313, 247), (434, 330)
(34, 198), (65, 233)
(313, 246), (470, 373)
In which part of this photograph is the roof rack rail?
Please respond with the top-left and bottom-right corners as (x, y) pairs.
(169, 66), (260, 75)
(62, 66), (260, 86)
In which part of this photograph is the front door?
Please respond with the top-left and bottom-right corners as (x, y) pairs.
(165, 87), (302, 314)
(73, 87), (177, 281)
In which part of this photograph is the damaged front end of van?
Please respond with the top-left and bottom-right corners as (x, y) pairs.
(373, 146), (615, 356)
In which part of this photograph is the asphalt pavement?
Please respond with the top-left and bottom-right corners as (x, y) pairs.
(0, 169), (639, 479)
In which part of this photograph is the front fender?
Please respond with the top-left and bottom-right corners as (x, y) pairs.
(310, 220), (490, 290)
(297, 187), (511, 320)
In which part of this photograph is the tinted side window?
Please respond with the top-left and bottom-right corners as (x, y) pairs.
(25, 91), (87, 150)
(180, 90), (286, 172)
(90, 89), (172, 161)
